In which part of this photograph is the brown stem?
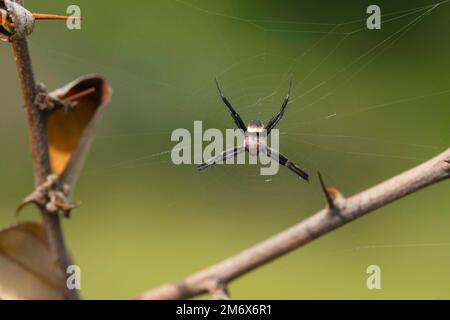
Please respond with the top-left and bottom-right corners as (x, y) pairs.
(138, 148), (450, 300)
(11, 0), (79, 300)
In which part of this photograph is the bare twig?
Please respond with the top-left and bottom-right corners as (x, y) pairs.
(138, 148), (450, 300)
(10, 0), (79, 300)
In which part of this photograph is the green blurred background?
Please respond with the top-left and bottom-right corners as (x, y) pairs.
(0, 0), (449, 299)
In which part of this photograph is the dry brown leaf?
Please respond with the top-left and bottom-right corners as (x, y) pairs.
(0, 222), (66, 300)
(47, 75), (112, 188)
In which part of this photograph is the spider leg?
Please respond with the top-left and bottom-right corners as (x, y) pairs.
(266, 80), (292, 134)
(197, 146), (246, 171)
(215, 79), (247, 132)
(266, 147), (309, 181)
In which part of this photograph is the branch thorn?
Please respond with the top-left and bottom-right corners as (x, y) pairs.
(208, 282), (231, 300)
(318, 172), (343, 212)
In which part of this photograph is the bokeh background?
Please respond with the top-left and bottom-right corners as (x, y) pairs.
(0, 0), (449, 299)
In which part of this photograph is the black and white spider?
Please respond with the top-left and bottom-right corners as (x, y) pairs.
(197, 80), (309, 182)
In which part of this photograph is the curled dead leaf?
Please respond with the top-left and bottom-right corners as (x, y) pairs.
(0, 222), (67, 300)
(47, 75), (112, 188)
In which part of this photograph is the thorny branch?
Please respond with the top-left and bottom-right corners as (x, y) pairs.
(10, 0), (79, 300)
(139, 148), (450, 300)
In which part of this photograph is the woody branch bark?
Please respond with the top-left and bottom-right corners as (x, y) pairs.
(139, 148), (450, 300)
(10, 0), (79, 300)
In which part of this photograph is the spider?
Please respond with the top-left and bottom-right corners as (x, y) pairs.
(197, 80), (309, 182)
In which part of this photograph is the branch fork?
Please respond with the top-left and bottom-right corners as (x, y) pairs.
(0, 0), (34, 41)
(1, 0), (79, 42)
(17, 174), (80, 218)
(210, 287), (231, 301)
(202, 279), (230, 300)
(35, 82), (97, 112)
(35, 83), (75, 111)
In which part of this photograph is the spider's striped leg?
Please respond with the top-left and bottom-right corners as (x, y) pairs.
(215, 79), (247, 132)
(197, 146), (246, 171)
(266, 80), (292, 134)
(266, 148), (309, 182)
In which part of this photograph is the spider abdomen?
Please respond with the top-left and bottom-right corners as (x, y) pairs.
(245, 132), (267, 155)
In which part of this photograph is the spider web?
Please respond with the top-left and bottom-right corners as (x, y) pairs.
(21, 0), (450, 297)
(92, 2), (445, 177)
(76, 4), (444, 157)
(48, 1), (448, 214)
